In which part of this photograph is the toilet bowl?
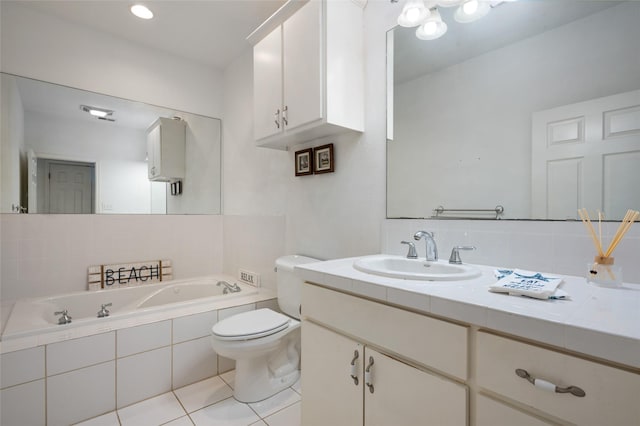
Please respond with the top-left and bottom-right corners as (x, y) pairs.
(210, 255), (318, 403)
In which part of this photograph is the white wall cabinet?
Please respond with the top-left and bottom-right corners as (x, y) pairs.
(252, 0), (364, 150)
(147, 117), (186, 182)
(301, 284), (468, 426)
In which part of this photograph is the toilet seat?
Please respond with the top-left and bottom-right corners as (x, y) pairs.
(212, 308), (291, 341)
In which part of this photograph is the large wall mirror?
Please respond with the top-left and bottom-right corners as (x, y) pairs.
(388, 1), (640, 220)
(1, 73), (221, 215)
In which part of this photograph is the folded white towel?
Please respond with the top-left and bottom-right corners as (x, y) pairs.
(489, 269), (566, 300)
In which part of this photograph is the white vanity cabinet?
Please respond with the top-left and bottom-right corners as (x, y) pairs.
(252, 0), (364, 149)
(301, 283), (468, 426)
(476, 331), (640, 426)
(147, 117), (186, 182)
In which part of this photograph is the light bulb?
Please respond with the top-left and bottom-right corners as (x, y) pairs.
(423, 21), (438, 35)
(406, 7), (422, 22)
(462, 0), (479, 15)
(89, 109), (108, 118)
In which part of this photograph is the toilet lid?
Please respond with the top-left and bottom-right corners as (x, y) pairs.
(212, 308), (291, 341)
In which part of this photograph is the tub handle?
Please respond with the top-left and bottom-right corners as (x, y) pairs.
(97, 303), (112, 318)
(54, 310), (72, 325)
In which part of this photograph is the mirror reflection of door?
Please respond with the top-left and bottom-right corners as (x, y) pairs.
(37, 159), (95, 213)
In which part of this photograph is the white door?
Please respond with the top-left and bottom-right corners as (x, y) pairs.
(282, 0), (323, 131)
(48, 162), (94, 213)
(532, 90), (640, 220)
(364, 347), (468, 426)
(301, 321), (363, 426)
(253, 25), (283, 141)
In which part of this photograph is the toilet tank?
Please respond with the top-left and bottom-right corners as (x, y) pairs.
(276, 255), (319, 319)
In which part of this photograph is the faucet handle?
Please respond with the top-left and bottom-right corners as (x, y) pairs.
(449, 246), (476, 264)
(401, 241), (418, 259)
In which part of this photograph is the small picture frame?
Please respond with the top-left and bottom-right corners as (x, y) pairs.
(295, 148), (313, 176)
(313, 143), (334, 174)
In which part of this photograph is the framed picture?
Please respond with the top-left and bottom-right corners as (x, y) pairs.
(313, 143), (334, 174)
(295, 148), (313, 176)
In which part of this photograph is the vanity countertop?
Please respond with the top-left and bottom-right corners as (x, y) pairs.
(296, 255), (640, 369)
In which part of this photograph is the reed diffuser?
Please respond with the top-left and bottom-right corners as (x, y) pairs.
(579, 208), (639, 286)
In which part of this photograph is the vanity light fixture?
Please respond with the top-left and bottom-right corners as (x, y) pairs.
(130, 4), (154, 20)
(454, 0), (491, 23)
(416, 8), (448, 40)
(80, 105), (115, 121)
(398, 0), (431, 27)
(394, 0), (509, 41)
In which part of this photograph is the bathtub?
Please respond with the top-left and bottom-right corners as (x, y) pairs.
(1, 275), (262, 344)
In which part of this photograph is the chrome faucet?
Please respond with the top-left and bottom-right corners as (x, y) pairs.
(54, 310), (72, 325)
(217, 280), (241, 294)
(97, 303), (112, 318)
(414, 231), (438, 261)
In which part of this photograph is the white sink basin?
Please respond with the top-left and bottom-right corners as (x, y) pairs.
(353, 256), (481, 281)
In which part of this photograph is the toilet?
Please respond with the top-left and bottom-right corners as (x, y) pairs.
(210, 255), (318, 403)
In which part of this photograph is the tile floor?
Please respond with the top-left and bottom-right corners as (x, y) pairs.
(74, 370), (301, 426)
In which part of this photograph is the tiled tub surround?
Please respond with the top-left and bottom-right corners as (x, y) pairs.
(0, 283), (279, 426)
(296, 258), (640, 370)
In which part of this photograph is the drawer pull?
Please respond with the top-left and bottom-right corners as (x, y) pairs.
(515, 369), (586, 397)
(350, 350), (359, 386)
(365, 356), (375, 393)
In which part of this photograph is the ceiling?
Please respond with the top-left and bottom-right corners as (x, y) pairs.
(394, 0), (620, 84)
(8, 0), (287, 70)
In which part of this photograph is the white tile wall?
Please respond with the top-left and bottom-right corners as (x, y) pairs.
(46, 332), (115, 376)
(173, 311), (217, 344)
(0, 214), (224, 302)
(0, 379), (45, 426)
(0, 346), (44, 389)
(172, 336), (218, 389)
(117, 320), (171, 358)
(218, 303), (255, 321)
(382, 219), (640, 283)
(47, 361), (115, 426)
(117, 347), (172, 408)
(222, 215), (286, 291)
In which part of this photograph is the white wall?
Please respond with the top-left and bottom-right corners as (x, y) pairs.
(221, 1), (391, 262)
(390, 3), (640, 219)
(0, 3), (223, 118)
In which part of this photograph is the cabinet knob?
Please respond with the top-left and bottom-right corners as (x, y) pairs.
(515, 368), (586, 397)
(349, 350), (359, 386)
(282, 105), (288, 126)
(274, 109), (280, 128)
(365, 356), (375, 393)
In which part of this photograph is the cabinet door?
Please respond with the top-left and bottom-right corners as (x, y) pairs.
(364, 347), (468, 426)
(476, 394), (555, 426)
(253, 25), (282, 141)
(301, 321), (363, 426)
(282, 0), (322, 131)
(147, 125), (161, 179)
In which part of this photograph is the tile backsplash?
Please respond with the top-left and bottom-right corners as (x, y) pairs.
(382, 219), (640, 284)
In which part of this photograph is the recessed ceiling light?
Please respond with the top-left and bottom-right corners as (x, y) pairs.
(130, 4), (154, 20)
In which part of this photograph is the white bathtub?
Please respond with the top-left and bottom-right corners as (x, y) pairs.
(1, 276), (259, 342)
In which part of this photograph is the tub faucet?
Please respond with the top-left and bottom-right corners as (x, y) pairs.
(54, 310), (72, 325)
(97, 303), (112, 318)
(414, 231), (438, 261)
(217, 280), (241, 294)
